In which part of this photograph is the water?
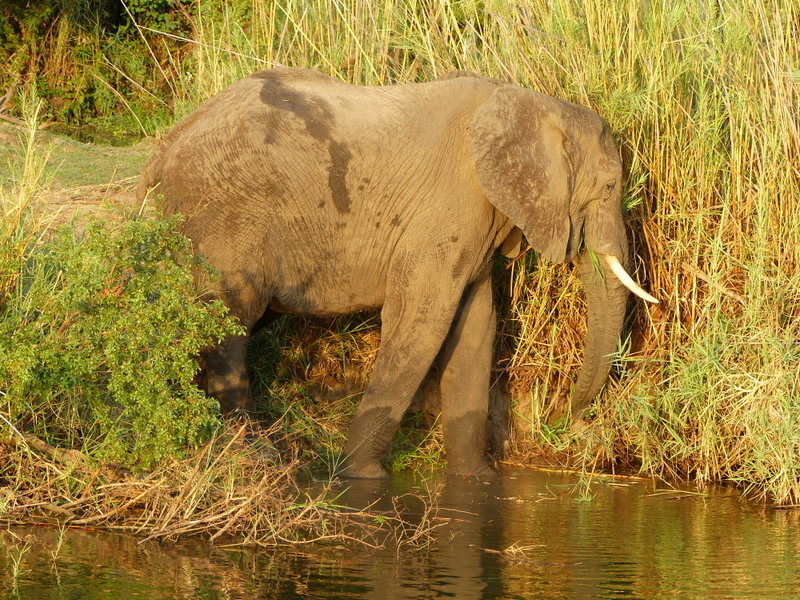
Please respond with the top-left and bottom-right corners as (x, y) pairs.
(2, 468), (799, 599)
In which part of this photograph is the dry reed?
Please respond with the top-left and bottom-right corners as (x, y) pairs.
(0, 419), (442, 549)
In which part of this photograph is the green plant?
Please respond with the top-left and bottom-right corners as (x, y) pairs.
(49, 522), (68, 562)
(387, 412), (445, 473)
(0, 213), (242, 470)
(0, 106), (240, 469)
(7, 536), (31, 595)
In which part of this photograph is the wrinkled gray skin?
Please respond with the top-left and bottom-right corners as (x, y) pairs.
(138, 68), (630, 479)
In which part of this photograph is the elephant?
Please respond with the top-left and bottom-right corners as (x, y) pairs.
(137, 67), (656, 479)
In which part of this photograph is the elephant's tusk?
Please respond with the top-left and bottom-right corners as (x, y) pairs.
(604, 255), (659, 304)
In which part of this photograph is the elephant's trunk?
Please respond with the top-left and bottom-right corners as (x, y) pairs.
(570, 250), (630, 416)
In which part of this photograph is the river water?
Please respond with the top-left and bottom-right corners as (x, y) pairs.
(2, 468), (799, 599)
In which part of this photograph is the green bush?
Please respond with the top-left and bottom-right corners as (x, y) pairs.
(0, 212), (241, 471)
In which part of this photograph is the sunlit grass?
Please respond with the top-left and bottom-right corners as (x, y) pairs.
(3, 0), (798, 502)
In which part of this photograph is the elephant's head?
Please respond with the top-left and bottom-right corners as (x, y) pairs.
(468, 84), (656, 416)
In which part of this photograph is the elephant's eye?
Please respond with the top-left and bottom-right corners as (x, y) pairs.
(603, 179), (616, 198)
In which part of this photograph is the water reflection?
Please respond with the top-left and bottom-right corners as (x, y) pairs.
(332, 471), (800, 599)
(2, 468), (799, 599)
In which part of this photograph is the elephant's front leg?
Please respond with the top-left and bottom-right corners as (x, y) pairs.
(438, 268), (496, 477)
(341, 268), (464, 479)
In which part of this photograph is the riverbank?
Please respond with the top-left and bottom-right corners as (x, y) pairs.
(1, 417), (440, 549)
(1, 0), (798, 520)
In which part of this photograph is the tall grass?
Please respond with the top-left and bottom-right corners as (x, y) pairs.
(159, 0), (798, 503)
(5, 0), (799, 503)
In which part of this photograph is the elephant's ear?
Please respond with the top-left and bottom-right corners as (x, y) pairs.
(468, 85), (574, 263)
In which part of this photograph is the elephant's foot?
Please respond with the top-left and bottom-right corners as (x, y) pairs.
(445, 457), (497, 479)
(339, 458), (390, 479)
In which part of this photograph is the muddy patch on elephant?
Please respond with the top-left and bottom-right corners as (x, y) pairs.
(256, 72), (335, 143)
(326, 139), (352, 213)
(256, 72), (352, 213)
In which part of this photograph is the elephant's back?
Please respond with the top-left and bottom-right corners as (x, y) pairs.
(145, 69), (420, 223)
(136, 68), (491, 315)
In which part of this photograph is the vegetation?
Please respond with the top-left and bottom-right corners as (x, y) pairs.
(0, 98), (240, 471)
(0, 105), (441, 548)
(0, 0), (798, 517)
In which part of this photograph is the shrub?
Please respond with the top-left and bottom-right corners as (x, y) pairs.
(0, 205), (241, 470)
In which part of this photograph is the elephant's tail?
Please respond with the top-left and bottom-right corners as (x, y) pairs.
(136, 148), (163, 207)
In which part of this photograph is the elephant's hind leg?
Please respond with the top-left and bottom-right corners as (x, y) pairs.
(200, 263), (272, 415)
(204, 333), (253, 413)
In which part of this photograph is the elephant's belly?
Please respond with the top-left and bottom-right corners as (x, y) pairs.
(267, 295), (382, 317)
(268, 271), (386, 317)
(264, 220), (396, 317)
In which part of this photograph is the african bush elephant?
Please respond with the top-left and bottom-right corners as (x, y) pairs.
(137, 68), (655, 479)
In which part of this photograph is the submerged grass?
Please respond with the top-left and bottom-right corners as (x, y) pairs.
(1, 0), (799, 509)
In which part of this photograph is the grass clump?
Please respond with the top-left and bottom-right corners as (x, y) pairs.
(596, 315), (800, 505)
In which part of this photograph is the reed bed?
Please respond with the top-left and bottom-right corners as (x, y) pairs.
(1, 0), (798, 506)
(155, 0), (799, 503)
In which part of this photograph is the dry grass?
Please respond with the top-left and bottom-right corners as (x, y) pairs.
(0, 418), (442, 549)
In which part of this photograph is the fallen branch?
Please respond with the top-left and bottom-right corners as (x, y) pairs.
(0, 111), (26, 127)
(41, 503), (77, 520)
(0, 88), (54, 129)
(0, 418), (90, 474)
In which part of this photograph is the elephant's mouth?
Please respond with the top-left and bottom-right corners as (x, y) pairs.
(565, 217), (584, 263)
(603, 255), (658, 303)
(571, 214), (657, 304)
